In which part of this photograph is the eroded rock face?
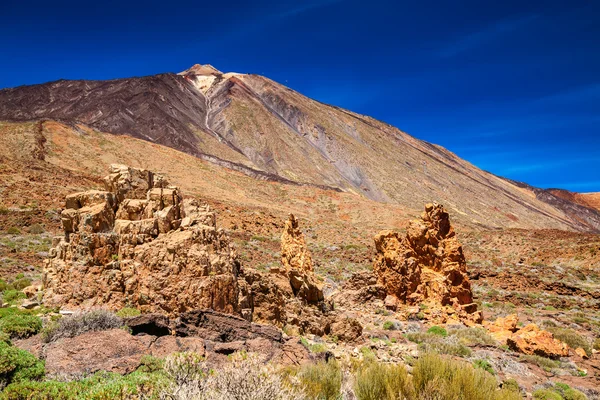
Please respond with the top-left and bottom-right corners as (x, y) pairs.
(43, 164), (241, 315)
(373, 203), (481, 324)
(279, 214), (324, 304)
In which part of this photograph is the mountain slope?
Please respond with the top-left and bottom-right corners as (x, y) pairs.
(0, 64), (598, 232)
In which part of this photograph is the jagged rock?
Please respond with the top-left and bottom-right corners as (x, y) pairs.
(507, 324), (569, 359)
(278, 214), (323, 304)
(372, 203), (481, 324)
(43, 164), (241, 315)
(173, 309), (282, 343)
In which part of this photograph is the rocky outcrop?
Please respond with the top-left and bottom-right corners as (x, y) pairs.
(485, 314), (569, 359)
(278, 214), (324, 304)
(43, 164), (241, 315)
(372, 203), (481, 324)
(43, 165), (358, 338)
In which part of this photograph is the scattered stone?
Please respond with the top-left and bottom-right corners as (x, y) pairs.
(20, 299), (40, 309)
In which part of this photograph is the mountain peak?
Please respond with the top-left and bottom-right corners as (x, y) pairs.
(179, 64), (223, 76)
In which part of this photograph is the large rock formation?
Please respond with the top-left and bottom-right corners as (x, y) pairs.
(43, 165), (358, 338)
(372, 203), (481, 324)
(43, 164), (241, 315)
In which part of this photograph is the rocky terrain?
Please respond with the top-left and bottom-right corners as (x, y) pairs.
(0, 66), (599, 399)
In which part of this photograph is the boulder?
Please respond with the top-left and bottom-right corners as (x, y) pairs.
(330, 316), (363, 342)
(44, 329), (150, 377)
(507, 324), (569, 359)
(372, 203), (481, 324)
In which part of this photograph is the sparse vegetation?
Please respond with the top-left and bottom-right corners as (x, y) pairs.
(546, 327), (592, 357)
(427, 325), (447, 337)
(42, 310), (123, 343)
(115, 307), (141, 318)
(295, 360), (342, 400)
(6, 227), (21, 235)
(382, 320), (395, 330)
(406, 332), (472, 357)
(353, 360), (412, 400)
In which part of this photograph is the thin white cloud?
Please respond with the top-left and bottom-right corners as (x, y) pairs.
(436, 14), (539, 58)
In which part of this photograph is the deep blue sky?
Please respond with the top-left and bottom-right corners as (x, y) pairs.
(1, 0), (599, 192)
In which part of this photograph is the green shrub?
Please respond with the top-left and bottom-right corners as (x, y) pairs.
(533, 389), (563, 400)
(2, 290), (25, 304)
(450, 327), (498, 346)
(427, 326), (448, 337)
(0, 279), (13, 292)
(42, 310), (123, 343)
(520, 354), (560, 372)
(12, 279), (31, 291)
(115, 307), (141, 318)
(547, 327), (592, 357)
(297, 360), (341, 400)
(406, 332), (471, 357)
(14, 274), (24, 280)
(0, 342), (45, 386)
(551, 382), (588, 400)
(0, 206), (8, 215)
(382, 321), (395, 330)
(473, 359), (495, 375)
(502, 378), (521, 393)
(0, 313), (42, 339)
(354, 360), (413, 400)
(6, 227), (20, 235)
(593, 337), (600, 351)
(413, 353), (521, 400)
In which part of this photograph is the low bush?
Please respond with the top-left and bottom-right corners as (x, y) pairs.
(382, 321), (395, 330)
(406, 332), (472, 357)
(0, 313), (42, 339)
(353, 360), (413, 400)
(473, 359), (495, 375)
(1, 290), (25, 305)
(427, 326), (448, 337)
(450, 327), (498, 346)
(533, 389), (563, 400)
(547, 327), (592, 357)
(2, 369), (166, 400)
(42, 310), (123, 343)
(162, 352), (301, 400)
(115, 307), (141, 318)
(296, 360), (341, 400)
(12, 279), (31, 291)
(0, 342), (45, 387)
(519, 354), (559, 372)
(6, 227), (21, 235)
(413, 353), (521, 400)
